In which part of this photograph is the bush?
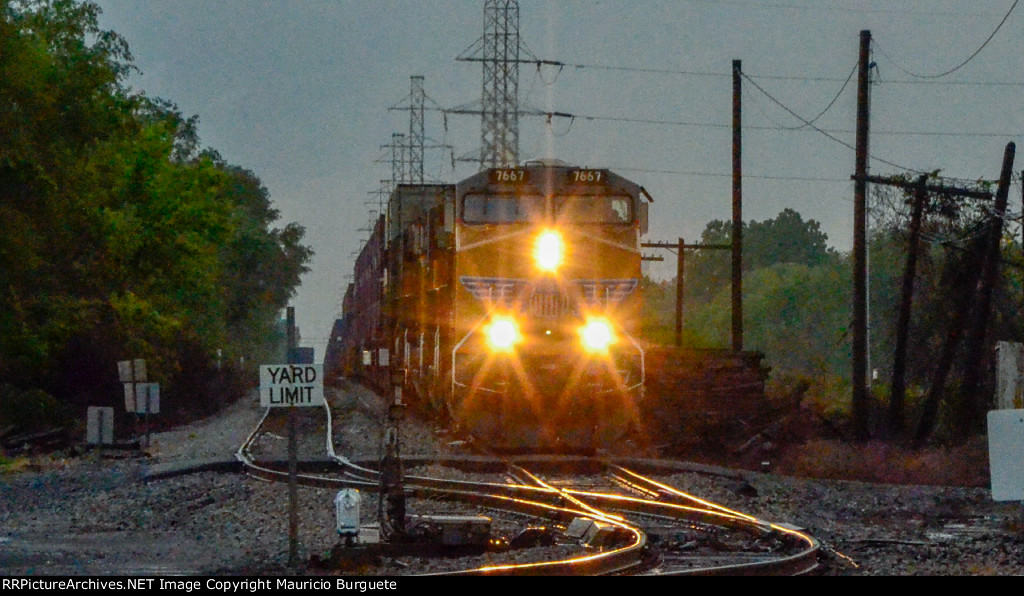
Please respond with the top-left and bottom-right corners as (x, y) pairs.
(0, 384), (74, 432)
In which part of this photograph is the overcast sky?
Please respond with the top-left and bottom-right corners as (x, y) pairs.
(93, 0), (1023, 358)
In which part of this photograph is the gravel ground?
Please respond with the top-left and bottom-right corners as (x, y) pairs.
(2, 381), (1024, 576)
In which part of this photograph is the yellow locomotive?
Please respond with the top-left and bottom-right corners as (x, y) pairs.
(335, 160), (649, 451)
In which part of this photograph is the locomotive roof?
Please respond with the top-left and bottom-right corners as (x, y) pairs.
(456, 162), (643, 197)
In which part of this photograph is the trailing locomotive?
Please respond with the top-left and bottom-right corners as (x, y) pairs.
(329, 160), (650, 450)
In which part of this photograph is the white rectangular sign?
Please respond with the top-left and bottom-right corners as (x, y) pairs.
(988, 409), (1024, 501)
(117, 359), (147, 383)
(86, 406), (114, 445)
(125, 383), (160, 414)
(260, 364), (325, 408)
(135, 383), (160, 414)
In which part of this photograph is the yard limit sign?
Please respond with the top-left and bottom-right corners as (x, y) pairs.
(259, 363), (324, 571)
(259, 364), (324, 408)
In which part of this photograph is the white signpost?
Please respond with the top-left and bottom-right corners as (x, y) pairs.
(86, 407), (114, 445)
(134, 383), (160, 414)
(259, 364), (325, 408)
(117, 359), (146, 383)
(989, 409), (1024, 501)
(261, 351), (324, 571)
(989, 342), (1024, 504)
(117, 359), (157, 448)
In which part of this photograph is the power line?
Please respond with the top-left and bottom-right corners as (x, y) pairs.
(530, 60), (1024, 86)
(740, 71), (922, 174)
(872, 0), (1020, 79)
(609, 166), (847, 183)
(688, 0), (1012, 18)
(507, 107), (1018, 139)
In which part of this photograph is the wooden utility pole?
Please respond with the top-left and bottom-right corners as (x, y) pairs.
(889, 175), (928, 433)
(732, 59), (744, 352)
(851, 29), (872, 440)
(642, 241), (730, 347)
(957, 142), (1016, 438)
(676, 238), (685, 347)
(910, 146), (1011, 447)
(853, 174), (991, 434)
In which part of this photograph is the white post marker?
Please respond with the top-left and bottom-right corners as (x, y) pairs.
(989, 409), (1024, 502)
(86, 407), (114, 445)
(260, 364), (325, 408)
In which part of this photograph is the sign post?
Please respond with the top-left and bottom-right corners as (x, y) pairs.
(260, 306), (328, 570)
(118, 359), (149, 448)
(135, 383), (160, 449)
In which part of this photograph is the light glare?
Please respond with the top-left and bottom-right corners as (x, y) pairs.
(486, 316), (519, 351)
(580, 318), (614, 352)
(535, 230), (563, 272)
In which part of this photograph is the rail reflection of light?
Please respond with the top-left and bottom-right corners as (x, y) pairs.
(611, 466), (758, 522)
(428, 488), (645, 576)
(601, 467), (821, 554)
(514, 465), (627, 524)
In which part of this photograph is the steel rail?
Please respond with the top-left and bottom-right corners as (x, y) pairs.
(237, 400), (646, 575)
(235, 390), (818, 575)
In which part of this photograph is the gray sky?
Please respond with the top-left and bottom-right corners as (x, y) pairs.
(93, 0), (1023, 358)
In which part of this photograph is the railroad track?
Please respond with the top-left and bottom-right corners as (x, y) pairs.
(232, 385), (820, 575)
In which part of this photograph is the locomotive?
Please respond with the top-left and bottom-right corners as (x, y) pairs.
(327, 160), (650, 450)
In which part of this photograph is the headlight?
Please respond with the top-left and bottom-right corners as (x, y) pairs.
(534, 230), (563, 272)
(579, 318), (615, 352)
(485, 316), (520, 351)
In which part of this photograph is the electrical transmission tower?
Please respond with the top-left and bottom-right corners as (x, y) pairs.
(389, 75), (451, 183)
(408, 76), (426, 184)
(389, 76), (426, 184)
(457, 0), (533, 168)
(385, 133), (407, 187)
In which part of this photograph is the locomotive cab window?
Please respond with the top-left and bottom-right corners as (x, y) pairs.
(462, 194), (544, 224)
(553, 195), (632, 224)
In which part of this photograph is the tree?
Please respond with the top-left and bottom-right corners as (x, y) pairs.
(0, 1), (312, 425)
(685, 209), (839, 305)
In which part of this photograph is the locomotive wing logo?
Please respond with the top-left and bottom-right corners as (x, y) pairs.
(459, 276), (638, 307)
(576, 279), (639, 305)
(458, 276), (530, 306)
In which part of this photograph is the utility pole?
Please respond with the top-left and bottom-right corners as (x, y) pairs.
(903, 150), (1007, 446)
(851, 29), (872, 441)
(958, 142), (1016, 437)
(854, 174), (992, 434)
(642, 240), (730, 348)
(732, 59), (743, 352)
(676, 238), (685, 347)
(889, 174), (927, 434)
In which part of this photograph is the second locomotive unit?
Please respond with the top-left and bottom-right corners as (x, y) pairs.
(331, 159), (650, 451)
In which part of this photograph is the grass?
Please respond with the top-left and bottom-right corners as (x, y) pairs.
(781, 438), (989, 487)
(0, 454), (32, 474)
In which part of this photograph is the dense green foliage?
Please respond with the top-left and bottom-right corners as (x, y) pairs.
(0, 0), (311, 430)
(644, 192), (1024, 442)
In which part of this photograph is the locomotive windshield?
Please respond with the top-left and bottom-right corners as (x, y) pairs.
(463, 194), (544, 223)
(462, 193), (632, 224)
(553, 195), (632, 224)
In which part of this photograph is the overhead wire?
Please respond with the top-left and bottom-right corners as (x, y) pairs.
(542, 60), (1023, 86)
(739, 71), (922, 174)
(872, 0), (1019, 79)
